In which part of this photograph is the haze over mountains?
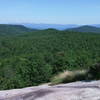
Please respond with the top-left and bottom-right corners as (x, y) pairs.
(22, 24), (100, 33)
(22, 23), (79, 30)
(0, 24), (100, 35)
(22, 23), (100, 30)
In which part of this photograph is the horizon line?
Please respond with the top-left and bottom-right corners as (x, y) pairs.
(0, 22), (99, 25)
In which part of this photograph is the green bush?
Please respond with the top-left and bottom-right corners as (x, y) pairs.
(88, 63), (100, 80)
(50, 70), (87, 85)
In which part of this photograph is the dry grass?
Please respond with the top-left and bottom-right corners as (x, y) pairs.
(50, 70), (88, 85)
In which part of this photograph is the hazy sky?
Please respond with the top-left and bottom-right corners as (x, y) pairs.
(0, 0), (100, 24)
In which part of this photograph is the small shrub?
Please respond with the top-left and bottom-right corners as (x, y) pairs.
(88, 63), (100, 80)
(50, 70), (87, 85)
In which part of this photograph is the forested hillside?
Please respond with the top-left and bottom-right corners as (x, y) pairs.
(67, 25), (100, 33)
(0, 29), (100, 89)
(0, 24), (34, 35)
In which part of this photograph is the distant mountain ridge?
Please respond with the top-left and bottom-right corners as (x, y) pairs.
(22, 23), (100, 31)
(67, 25), (100, 33)
(0, 24), (100, 35)
(0, 24), (34, 35)
(22, 23), (79, 30)
(92, 24), (100, 28)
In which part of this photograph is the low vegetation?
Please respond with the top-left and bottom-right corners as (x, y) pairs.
(88, 63), (100, 80)
(50, 70), (87, 85)
(51, 63), (100, 85)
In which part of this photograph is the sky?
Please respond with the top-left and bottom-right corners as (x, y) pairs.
(0, 0), (100, 24)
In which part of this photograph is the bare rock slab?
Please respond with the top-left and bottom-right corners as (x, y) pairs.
(0, 81), (100, 100)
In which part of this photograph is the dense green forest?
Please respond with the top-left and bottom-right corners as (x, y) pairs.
(0, 28), (100, 89)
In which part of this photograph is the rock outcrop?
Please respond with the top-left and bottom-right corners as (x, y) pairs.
(0, 81), (100, 100)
